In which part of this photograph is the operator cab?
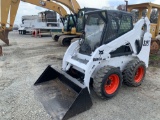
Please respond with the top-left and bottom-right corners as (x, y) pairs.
(38, 11), (58, 27)
(63, 14), (76, 32)
(79, 10), (133, 55)
(76, 8), (99, 33)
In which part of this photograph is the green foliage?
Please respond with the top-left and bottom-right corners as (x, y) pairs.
(150, 54), (160, 61)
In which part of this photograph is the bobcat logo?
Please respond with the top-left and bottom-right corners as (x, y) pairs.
(99, 50), (104, 55)
(93, 50), (104, 61)
(143, 40), (150, 46)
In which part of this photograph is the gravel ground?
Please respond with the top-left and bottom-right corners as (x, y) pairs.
(0, 31), (160, 120)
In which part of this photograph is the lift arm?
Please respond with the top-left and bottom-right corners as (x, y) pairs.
(50, 0), (80, 14)
(0, 0), (68, 45)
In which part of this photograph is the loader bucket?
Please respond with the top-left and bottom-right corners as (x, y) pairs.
(34, 66), (93, 120)
(0, 29), (10, 45)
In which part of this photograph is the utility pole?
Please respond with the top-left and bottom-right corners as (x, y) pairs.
(124, 0), (128, 11)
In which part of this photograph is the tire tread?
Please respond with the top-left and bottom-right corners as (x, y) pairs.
(123, 59), (146, 87)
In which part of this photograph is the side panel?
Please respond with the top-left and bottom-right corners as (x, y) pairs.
(137, 33), (151, 67)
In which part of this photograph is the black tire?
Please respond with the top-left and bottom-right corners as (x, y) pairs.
(93, 66), (122, 99)
(123, 59), (146, 87)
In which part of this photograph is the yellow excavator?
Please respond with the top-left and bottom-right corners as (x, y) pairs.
(0, 0), (91, 54)
(33, 0), (81, 38)
(49, 0), (81, 45)
(128, 2), (160, 54)
(0, 0), (96, 47)
(57, 7), (98, 46)
(0, 0), (68, 46)
(49, 0), (98, 46)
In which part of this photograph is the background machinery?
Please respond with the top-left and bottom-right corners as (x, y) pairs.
(50, 0), (81, 45)
(0, 0), (68, 46)
(0, 0), (91, 46)
(127, 2), (160, 54)
(19, 15), (38, 35)
(48, 0), (98, 46)
(0, 0), (97, 47)
(57, 8), (99, 46)
(19, 11), (63, 37)
(34, 10), (151, 119)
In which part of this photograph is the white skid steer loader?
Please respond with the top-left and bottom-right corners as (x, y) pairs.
(34, 10), (151, 120)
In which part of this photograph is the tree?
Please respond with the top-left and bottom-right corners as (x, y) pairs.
(117, 4), (158, 23)
(117, 4), (126, 11)
(150, 9), (158, 23)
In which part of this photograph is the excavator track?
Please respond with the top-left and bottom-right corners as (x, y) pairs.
(53, 35), (60, 42)
(58, 35), (80, 46)
(52, 34), (63, 41)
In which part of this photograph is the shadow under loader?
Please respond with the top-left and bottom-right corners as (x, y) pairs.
(34, 65), (93, 120)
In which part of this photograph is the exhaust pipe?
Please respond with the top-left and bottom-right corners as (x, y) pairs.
(34, 66), (93, 120)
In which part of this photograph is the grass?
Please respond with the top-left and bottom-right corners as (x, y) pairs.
(149, 54), (160, 61)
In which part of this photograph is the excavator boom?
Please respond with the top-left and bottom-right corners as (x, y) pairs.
(0, 0), (20, 45)
(51, 0), (80, 13)
(0, 0), (67, 45)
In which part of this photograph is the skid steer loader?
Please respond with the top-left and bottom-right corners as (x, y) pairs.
(34, 10), (151, 120)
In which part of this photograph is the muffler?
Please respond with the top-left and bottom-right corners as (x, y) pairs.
(34, 65), (92, 120)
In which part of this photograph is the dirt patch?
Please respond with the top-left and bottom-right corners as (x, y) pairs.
(149, 52), (160, 67)
(1, 31), (160, 120)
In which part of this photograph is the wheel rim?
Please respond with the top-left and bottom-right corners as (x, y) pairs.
(104, 74), (120, 95)
(134, 66), (144, 83)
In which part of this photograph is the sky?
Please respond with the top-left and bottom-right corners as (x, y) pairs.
(14, 0), (159, 25)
